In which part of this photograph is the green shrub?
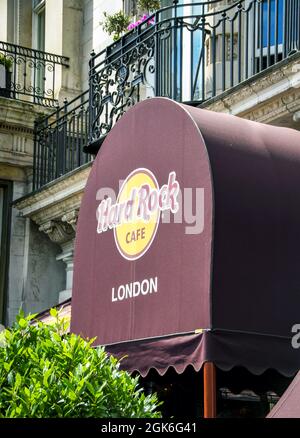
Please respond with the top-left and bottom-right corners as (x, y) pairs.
(102, 11), (131, 41)
(0, 53), (13, 71)
(0, 310), (161, 418)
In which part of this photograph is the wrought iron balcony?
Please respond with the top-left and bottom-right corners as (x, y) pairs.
(0, 41), (69, 107)
(33, 0), (300, 190)
(87, 0), (299, 151)
(33, 91), (91, 190)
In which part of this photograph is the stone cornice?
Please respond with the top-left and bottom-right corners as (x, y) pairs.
(241, 89), (300, 124)
(31, 193), (83, 225)
(0, 150), (33, 168)
(200, 53), (300, 124)
(14, 162), (92, 216)
(0, 96), (53, 131)
(13, 162), (92, 251)
(14, 163), (92, 246)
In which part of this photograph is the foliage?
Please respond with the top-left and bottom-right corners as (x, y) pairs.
(0, 53), (12, 71)
(137, 0), (161, 13)
(0, 310), (161, 418)
(102, 11), (131, 41)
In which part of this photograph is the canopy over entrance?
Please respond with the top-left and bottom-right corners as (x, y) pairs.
(71, 98), (300, 377)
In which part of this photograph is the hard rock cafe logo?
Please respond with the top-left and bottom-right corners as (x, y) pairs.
(96, 168), (180, 260)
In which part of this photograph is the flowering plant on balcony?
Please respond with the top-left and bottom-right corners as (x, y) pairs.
(101, 1), (160, 42)
(127, 14), (155, 31)
(101, 11), (131, 41)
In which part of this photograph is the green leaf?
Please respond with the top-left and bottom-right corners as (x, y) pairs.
(18, 318), (28, 329)
(49, 308), (58, 318)
(15, 373), (21, 388)
(24, 387), (31, 398)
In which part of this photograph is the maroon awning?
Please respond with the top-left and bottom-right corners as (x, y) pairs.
(107, 330), (298, 378)
(72, 98), (300, 377)
(267, 371), (300, 417)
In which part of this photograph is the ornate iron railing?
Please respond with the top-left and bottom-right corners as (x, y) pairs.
(33, 90), (91, 190)
(88, 0), (300, 148)
(32, 0), (300, 190)
(0, 41), (69, 107)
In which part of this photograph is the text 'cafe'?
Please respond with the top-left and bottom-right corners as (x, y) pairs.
(70, 98), (300, 418)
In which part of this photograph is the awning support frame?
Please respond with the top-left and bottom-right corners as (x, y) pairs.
(203, 361), (217, 418)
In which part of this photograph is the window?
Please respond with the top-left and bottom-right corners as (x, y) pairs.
(262, 0), (283, 48)
(33, 0), (45, 52)
(123, 0), (138, 16)
(32, 0), (45, 96)
(256, 0), (284, 70)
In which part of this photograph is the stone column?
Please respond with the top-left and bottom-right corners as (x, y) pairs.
(39, 210), (78, 303)
(56, 240), (74, 303)
(58, 209), (79, 302)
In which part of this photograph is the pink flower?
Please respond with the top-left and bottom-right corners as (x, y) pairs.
(127, 13), (155, 32)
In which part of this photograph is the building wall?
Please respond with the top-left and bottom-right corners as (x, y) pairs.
(6, 0), (300, 324)
(61, 0), (84, 98)
(1, 0), (132, 93)
(81, 0), (123, 88)
(0, 95), (68, 325)
(0, 0), (8, 40)
(21, 220), (65, 319)
(44, 0), (84, 101)
(0, 1), (89, 324)
(6, 181), (65, 325)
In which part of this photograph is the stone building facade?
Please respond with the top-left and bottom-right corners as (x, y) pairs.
(1, 0), (300, 324)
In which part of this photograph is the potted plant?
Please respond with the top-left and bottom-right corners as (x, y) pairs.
(101, 11), (131, 62)
(101, 11), (131, 42)
(0, 53), (13, 98)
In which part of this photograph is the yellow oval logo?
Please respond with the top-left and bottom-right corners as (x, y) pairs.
(114, 169), (160, 260)
(96, 168), (180, 261)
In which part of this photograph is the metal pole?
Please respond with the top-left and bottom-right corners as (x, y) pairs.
(203, 362), (217, 418)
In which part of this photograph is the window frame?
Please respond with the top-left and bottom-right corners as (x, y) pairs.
(32, 0), (46, 52)
(256, 0), (284, 57)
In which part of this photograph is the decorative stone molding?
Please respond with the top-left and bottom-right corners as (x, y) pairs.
(0, 122), (33, 135)
(14, 162), (91, 215)
(242, 89), (300, 124)
(14, 163), (91, 244)
(0, 96), (52, 129)
(30, 193), (83, 225)
(39, 220), (75, 244)
(12, 136), (27, 154)
(221, 84), (253, 108)
(201, 53), (300, 127)
(62, 210), (79, 231)
(0, 97), (52, 169)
